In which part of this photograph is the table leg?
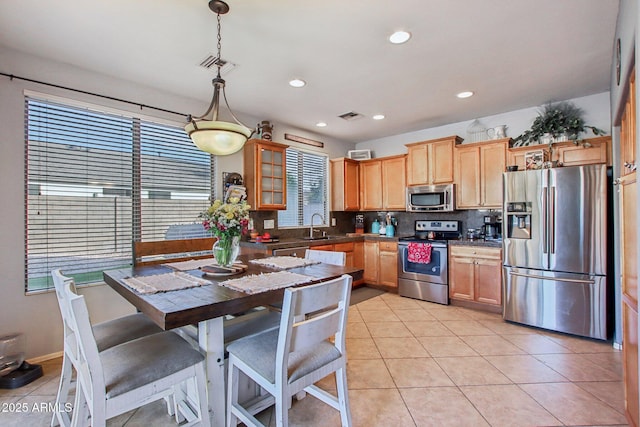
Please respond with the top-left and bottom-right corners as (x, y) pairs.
(198, 316), (226, 427)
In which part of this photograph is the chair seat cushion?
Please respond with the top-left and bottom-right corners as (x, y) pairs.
(93, 313), (163, 352)
(101, 331), (203, 399)
(227, 329), (342, 384)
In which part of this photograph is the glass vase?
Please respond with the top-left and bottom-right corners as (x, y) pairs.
(212, 235), (240, 267)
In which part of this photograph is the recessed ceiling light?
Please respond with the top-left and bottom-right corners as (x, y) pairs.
(456, 91), (474, 99)
(372, 114), (385, 120)
(389, 31), (411, 44)
(289, 78), (306, 88)
(316, 122), (327, 127)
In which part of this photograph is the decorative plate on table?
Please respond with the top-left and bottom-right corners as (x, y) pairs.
(200, 263), (248, 277)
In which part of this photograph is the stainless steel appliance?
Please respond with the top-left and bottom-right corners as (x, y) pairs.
(406, 184), (455, 212)
(398, 220), (460, 304)
(503, 164), (608, 339)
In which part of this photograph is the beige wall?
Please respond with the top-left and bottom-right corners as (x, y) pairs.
(0, 46), (352, 359)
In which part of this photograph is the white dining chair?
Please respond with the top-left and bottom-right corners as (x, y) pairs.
(62, 281), (210, 427)
(226, 274), (353, 427)
(304, 249), (347, 266)
(50, 269), (165, 427)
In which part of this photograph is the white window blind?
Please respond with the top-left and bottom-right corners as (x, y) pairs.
(25, 97), (213, 292)
(278, 148), (328, 227)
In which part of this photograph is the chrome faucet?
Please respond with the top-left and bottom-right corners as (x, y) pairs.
(310, 213), (324, 238)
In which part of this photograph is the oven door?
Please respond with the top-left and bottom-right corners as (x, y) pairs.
(398, 242), (448, 285)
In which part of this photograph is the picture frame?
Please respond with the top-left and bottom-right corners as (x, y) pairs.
(524, 150), (547, 170)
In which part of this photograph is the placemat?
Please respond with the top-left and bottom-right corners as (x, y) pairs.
(218, 271), (313, 294)
(122, 271), (210, 294)
(249, 256), (320, 270)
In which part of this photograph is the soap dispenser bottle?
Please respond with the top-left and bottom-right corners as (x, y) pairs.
(371, 219), (380, 234)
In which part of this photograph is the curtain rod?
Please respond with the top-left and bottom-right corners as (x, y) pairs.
(1, 71), (187, 119)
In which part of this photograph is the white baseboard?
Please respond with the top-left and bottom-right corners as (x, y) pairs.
(28, 351), (63, 364)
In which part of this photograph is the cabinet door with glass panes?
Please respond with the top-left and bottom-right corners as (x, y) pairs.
(244, 139), (288, 210)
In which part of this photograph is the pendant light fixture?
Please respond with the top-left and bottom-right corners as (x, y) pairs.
(185, 0), (253, 155)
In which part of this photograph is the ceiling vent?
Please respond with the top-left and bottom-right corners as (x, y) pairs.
(338, 111), (364, 121)
(199, 54), (236, 75)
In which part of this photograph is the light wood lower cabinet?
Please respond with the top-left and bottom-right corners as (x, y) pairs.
(363, 240), (398, 289)
(449, 246), (502, 308)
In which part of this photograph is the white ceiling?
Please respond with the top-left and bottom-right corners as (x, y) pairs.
(0, 0), (619, 143)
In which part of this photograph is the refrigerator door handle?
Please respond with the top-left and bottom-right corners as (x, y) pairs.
(550, 186), (556, 254)
(508, 270), (595, 285)
(542, 186), (548, 254)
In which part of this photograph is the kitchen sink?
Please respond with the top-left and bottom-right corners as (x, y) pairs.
(301, 236), (330, 241)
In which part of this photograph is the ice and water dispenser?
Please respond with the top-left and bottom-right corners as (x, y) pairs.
(506, 202), (531, 239)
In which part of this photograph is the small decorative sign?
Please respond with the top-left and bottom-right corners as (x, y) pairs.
(284, 133), (324, 148)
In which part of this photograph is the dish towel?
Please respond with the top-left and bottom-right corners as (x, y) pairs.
(407, 242), (432, 264)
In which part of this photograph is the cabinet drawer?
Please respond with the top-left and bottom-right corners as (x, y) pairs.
(450, 246), (501, 259)
(334, 242), (354, 252)
(379, 241), (398, 252)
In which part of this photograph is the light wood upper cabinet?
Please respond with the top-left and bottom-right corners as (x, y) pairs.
(382, 155), (407, 210)
(507, 136), (612, 171)
(243, 139), (288, 210)
(360, 155), (406, 211)
(406, 136), (462, 186)
(330, 158), (360, 211)
(454, 139), (507, 209)
(359, 160), (383, 210)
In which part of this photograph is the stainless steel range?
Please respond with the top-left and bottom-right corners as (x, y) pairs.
(398, 220), (461, 304)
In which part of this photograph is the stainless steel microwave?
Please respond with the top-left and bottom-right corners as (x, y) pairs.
(406, 184), (455, 212)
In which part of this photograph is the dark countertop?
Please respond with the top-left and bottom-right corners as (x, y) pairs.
(239, 233), (399, 251)
(449, 239), (502, 248)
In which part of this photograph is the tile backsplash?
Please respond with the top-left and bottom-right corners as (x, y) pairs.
(248, 209), (501, 239)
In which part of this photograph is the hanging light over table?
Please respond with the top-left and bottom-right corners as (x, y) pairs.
(185, 0), (253, 155)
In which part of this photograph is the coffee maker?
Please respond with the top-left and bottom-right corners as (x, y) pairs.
(482, 215), (502, 241)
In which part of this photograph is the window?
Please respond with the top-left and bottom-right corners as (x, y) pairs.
(278, 148), (328, 228)
(25, 96), (213, 292)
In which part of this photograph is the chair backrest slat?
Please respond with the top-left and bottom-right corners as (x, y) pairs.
(289, 308), (342, 352)
(66, 285), (105, 408)
(276, 274), (352, 383)
(304, 249), (346, 266)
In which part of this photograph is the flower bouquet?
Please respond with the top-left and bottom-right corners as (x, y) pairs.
(199, 197), (250, 267)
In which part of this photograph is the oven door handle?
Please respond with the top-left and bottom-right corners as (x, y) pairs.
(399, 242), (447, 248)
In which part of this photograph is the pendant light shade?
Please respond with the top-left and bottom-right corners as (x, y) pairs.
(185, 120), (252, 155)
(185, 0), (253, 155)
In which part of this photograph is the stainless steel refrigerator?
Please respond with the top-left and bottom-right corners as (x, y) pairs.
(502, 164), (608, 339)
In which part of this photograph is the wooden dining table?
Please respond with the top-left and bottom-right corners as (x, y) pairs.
(103, 253), (363, 427)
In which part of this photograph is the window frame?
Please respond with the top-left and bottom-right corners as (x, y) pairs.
(24, 92), (214, 293)
(277, 146), (329, 229)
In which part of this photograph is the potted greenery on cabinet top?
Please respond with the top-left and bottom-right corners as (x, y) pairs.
(512, 101), (606, 147)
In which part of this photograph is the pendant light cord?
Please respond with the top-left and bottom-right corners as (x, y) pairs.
(216, 12), (223, 79)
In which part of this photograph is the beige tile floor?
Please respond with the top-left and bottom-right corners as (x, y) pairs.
(0, 291), (629, 426)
